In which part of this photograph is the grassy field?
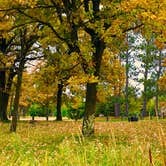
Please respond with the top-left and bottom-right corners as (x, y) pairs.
(0, 119), (165, 166)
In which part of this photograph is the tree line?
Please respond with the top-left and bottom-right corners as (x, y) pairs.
(0, 0), (166, 136)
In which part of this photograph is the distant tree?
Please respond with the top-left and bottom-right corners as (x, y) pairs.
(10, 27), (40, 132)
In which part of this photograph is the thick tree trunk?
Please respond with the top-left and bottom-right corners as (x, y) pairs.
(82, 83), (97, 136)
(0, 71), (8, 121)
(82, 36), (105, 136)
(0, 69), (15, 121)
(0, 93), (9, 121)
(10, 66), (23, 132)
(56, 83), (63, 121)
(0, 38), (8, 121)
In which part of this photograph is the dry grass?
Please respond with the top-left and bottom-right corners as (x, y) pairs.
(0, 120), (165, 165)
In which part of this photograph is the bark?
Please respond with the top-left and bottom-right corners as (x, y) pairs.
(114, 102), (120, 117)
(142, 95), (147, 117)
(9, 93), (14, 118)
(155, 50), (162, 118)
(142, 42), (150, 117)
(155, 95), (159, 117)
(0, 71), (8, 121)
(0, 92), (9, 121)
(82, 37), (105, 136)
(82, 83), (97, 136)
(142, 70), (148, 117)
(106, 115), (109, 122)
(125, 51), (129, 117)
(32, 116), (35, 121)
(10, 65), (23, 132)
(0, 69), (15, 121)
(56, 83), (63, 121)
(0, 38), (9, 121)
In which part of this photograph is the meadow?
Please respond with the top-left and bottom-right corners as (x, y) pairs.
(0, 119), (165, 166)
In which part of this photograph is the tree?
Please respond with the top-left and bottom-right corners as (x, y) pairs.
(100, 49), (125, 117)
(120, 32), (139, 117)
(10, 27), (40, 132)
(0, 38), (10, 121)
(153, 48), (165, 117)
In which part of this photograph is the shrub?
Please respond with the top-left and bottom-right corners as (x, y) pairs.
(28, 104), (50, 117)
(67, 104), (85, 121)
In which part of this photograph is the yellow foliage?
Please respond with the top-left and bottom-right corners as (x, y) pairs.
(71, 96), (82, 109)
(158, 71), (166, 90)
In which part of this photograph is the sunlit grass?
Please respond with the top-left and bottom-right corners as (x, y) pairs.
(0, 120), (165, 165)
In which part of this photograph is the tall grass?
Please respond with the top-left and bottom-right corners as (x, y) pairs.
(0, 120), (165, 165)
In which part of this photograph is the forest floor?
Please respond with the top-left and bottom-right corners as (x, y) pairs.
(0, 119), (165, 165)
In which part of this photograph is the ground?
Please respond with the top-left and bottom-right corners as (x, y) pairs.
(0, 119), (165, 165)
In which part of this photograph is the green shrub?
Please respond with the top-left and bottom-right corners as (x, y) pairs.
(28, 104), (50, 117)
(67, 104), (85, 120)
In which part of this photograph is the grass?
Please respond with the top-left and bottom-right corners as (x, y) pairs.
(0, 119), (165, 166)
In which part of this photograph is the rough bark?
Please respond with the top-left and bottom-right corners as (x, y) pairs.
(10, 65), (23, 132)
(82, 37), (105, 136)
(56, 83), (63, 121)
(82, 83), (97, 136)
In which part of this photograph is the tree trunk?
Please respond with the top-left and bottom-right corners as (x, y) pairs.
(10, 66), (23, 132)
(82, 83), (97, 136)
(155, 95), (159, 118)
(125, 51), (129, 117)
(155, 50), (162, 118)
(32, 116), (35, 121)
(82, 37), (105, 136)
(0, 38), (8, 121)
(142, 59), (148, 117)
(142, 96), (147, 117)
(106, 114), (109, 122)
(56, 83), (63, 121)
(114, 102), (120, 117)
(0, 71), (8, 121)
(9, 93), (14, 118)
(0, 69), (15, 121)
(0, 92), (9, 121)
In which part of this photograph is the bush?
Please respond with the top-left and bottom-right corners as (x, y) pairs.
(96, 101), (114, 117)
(67, 104), (85, 121)
(61, 108), (68, 117)
(28, 104), (50, 117)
